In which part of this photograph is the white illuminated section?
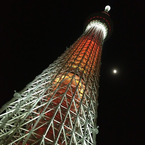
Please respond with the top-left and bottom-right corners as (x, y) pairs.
(105, 5), (111, 12)
(85, 20), (108, 39)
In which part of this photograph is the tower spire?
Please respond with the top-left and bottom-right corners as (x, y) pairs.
(104, 5), (111, 13)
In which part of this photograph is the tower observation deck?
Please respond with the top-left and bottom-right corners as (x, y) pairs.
(0, 6), (112, 145)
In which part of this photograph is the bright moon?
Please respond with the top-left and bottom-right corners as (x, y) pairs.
(113, 69), (117, 74)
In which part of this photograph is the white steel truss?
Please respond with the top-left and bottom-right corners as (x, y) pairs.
(0, 19), (108, 145)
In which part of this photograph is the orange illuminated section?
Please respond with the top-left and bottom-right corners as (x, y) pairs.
(67, 36), (100, 75)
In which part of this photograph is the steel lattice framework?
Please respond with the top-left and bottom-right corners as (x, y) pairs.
(0, 6), (112, 145)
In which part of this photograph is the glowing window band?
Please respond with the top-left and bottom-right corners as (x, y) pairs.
(85, 20), (108, 39)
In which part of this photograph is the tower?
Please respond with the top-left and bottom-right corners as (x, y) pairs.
(0, 6), (112, 145)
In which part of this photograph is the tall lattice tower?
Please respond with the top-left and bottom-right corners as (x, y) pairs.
(0, 6), (112, 145)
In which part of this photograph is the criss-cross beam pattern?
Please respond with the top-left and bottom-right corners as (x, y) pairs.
(0, 6), (112, 145)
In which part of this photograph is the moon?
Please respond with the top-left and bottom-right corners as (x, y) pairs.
(113, 69), (118, 74)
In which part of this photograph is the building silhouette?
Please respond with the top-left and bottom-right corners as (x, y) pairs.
(0, 6), (112, 145)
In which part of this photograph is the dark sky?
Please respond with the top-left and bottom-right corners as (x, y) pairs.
(0, 0), (145, 144)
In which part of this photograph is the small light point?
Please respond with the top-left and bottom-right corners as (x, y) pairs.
(113, 69), (117, 74)
(105, 5), (111, 12)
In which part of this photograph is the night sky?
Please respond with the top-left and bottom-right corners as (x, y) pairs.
(0, 0), (145, 145)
